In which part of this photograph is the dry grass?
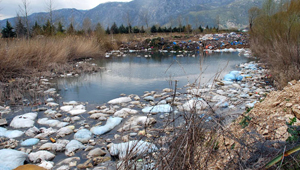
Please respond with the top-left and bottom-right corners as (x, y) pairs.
(0, 36), (108, 81)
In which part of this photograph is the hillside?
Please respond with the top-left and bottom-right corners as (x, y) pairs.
(0, 0), (264, 29)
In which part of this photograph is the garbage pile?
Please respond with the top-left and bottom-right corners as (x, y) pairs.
(0, 59), (273, 169)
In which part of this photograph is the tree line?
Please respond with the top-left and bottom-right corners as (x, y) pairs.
(2, 18), (221, 39)
(105, 22), (218, 34)
(1, 19), (106, 38)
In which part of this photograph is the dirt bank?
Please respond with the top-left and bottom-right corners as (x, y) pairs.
(208, 80), (300, 169)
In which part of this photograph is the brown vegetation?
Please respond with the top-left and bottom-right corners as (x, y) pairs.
(250, 0), (300, 89)
(0, 36), (108, 81)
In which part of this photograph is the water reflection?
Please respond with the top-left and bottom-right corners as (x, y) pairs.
(55, 52), (249, 104)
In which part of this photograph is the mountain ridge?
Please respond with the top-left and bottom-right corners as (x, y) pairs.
(0, 0), (264, 30)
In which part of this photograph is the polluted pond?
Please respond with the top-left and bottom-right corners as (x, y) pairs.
(0, 51), (274, 169)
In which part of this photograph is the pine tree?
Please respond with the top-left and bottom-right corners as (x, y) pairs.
(32, 21), (42, 36)
(43, 20), (55, 36)
(105, 27), (110, 34)
(151, 25), (157, 33)
(66, 23), (75, 35)
(157, 27), (163, 33)
(199, 26), (204, 33)
(95, 23), (105, 36)
(56, 21), (65, 34)
(1, 20), (16, 38)
(133, 26), (140, 33)
(110, 22), (119, 34)
(15, 18), (27, 38)
(119, 24), (126, 34)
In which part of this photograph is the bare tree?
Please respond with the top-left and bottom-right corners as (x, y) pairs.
(185, 16), (190, 34)
(177, 15), (182, 33)
(19, 0), (30, 38)
(141, 10), (149, 31)
(169, 16), (174, 34)
(45, 0), (55, 35)
(15, 13), (27, 38)
(82, 17), (92, 35)
(123, 10), (132, 34)
(216, 15), (220, 32)
(248, 7), (261, 31)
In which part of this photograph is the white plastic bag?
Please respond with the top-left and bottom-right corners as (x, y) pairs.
(91, 117), (122, 135)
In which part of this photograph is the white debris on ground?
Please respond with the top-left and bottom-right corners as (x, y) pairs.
(0, 53), (274, 169)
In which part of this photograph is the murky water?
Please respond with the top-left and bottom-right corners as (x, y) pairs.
(54, 52), (249, 105)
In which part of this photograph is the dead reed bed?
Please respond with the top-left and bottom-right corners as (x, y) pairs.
(0, 36), (108, 81)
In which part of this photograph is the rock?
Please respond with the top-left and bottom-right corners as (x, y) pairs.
(109, 140), (158, 159)
(0, 119), (7, 126)
(57, 126), (74, 138)
(21, 138), (40, 146)
(92, 157), (111, 164)
(134, 96), (141, 101)
(74, 129), (92, 143)
(113, 108), (138, 118)
(38, 118), (60, 127)
(91, 117), (123, 135)
(44, 88), (56, 94)
(38, 160), (54, 170)
(10, 112), (37, 128)
(63, 101), (79, 105)
(0, 106), (11, 114)
(163, 88), (173, 92)
(144, 96), (155, 101)
(77, 162), (93, 169)
(88, 148), (106, 158)
(28, 151), (55, 163)
(0, 149), (28, 169)
(286, 103), (293, 108)
(56, 157), (80, 166)
(142, 104), (173, 114)
(89, 113), (109, 119)
(108, 97), (132, 104)
(46, 102), (59, 107)
(272, 101), (281, 107)
(39, 143), (66, 152)
(65, 140), (85, 155)
(122, 135), (129, 142)
(14, 164), (47, 170)
(292, 104), (300, 120)
(44, 109), (57, 115)
(118, 116), (156, 132)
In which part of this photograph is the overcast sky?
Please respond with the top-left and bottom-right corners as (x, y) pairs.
(0, 0), (132, 20)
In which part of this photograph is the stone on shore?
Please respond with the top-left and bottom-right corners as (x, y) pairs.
(28, 151), (55, 163)
(108, 97), (132, 104)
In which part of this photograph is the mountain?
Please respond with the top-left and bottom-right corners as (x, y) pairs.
(0, 0), (264, 30)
